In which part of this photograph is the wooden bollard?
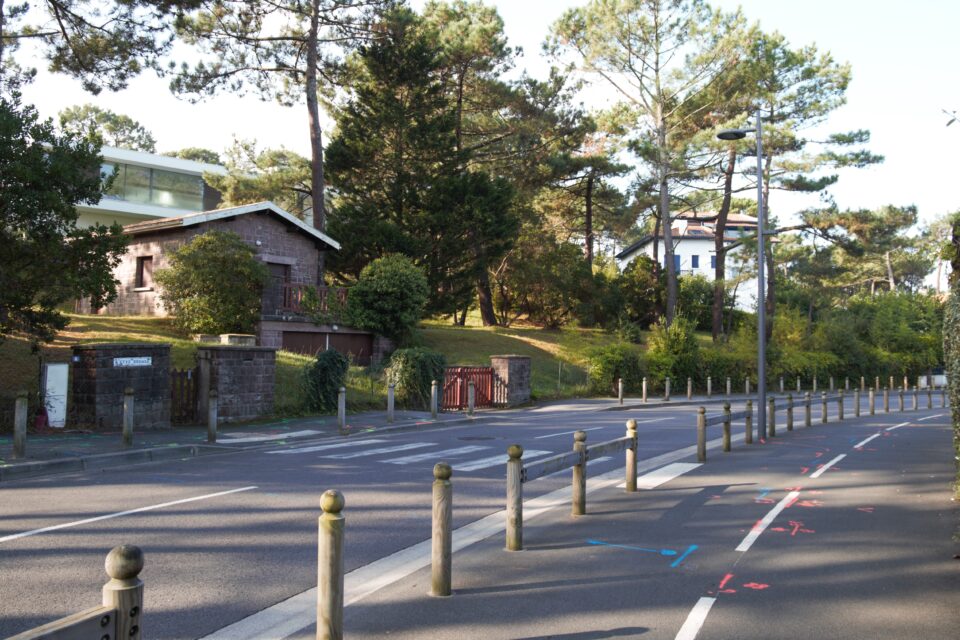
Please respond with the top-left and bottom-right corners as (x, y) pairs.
(431, 380), (438, 419)
(572, 431), (587, 516)
(337, 387), (346, 430)
(796, 376), (801, 393)
(103, 545), (145, 640)
(707, 376), (712, 398)
(875, 376), (880, 391)
(837, 390), (844, 421)
(625, 420), (638, 492)
(431, 463), (452, 597)
(123, 387), (134, 447)
(869, 388), (875, 415)
(883, 387), (890, 413)
(912, 385), (918, 410)
(207, 389), (218, 444)
(829, 376), (835, 392)
(898, 387), (904, 412)
(779, 377), (784, 393)
(664, 377), (671, 402)
(642, 377), (648, 403)
(889, 376), (895, 392)
(845, 377), (850, 391)
(467, 380), (475, 416)
(804, 392), (812, 427)
(744, 400), (753, 445)
(13, 390), (27, 459)
(696, 407), (707, 462)
(387, 383), (396, 423)
(723, 402), (732, 450)
(821, 391), (828, 423)
(745, 378), (751, 396)
(318, 490), (345, 640)
(618, 378), (624, 405)
(506, 445), (523, 551)
(687, 377), (692, 400)
(927, 386), (933, 409)
(786, 394), (794, 431)
(768, 397), (776, 438)
(855, 389), (861, 417)
(903, 376), (909, 392)
(812, 376), (818, 392)
(726, 377), (732, 397)
(860, 376), (865, 392)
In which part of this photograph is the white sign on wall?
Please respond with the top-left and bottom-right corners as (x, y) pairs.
(113, 357), (152, 367)
(44, 363), (69, 428)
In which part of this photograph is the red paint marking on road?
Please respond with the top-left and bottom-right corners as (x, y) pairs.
(718, 573), (735, 589)
(785, 486), (804, 492)
(800, 466), (810, 474)
(787, 520), (814, 535)
(814, 451), (824, 458)
(770, 527), (786, 532)
(797, 500), (822, 508)
(785, 495), (800, 508)
(743, 582), (769, 590)
(857, 506), (875, 513)
(808, 490), (823, 495)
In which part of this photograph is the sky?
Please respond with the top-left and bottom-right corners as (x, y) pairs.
(16, 0), (960, 229)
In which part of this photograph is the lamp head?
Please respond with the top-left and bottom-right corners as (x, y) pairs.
(716, 127), (755, 141)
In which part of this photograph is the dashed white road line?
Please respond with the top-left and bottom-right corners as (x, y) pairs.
(735, 490), (801, 552)
(916, 413), (946, 422)
(0, 486), (258, 544)
(853, 433), (881, 449)
(674, 597), (717, 640)
(534, 427), (604, 439)
(617, 462), (702, 490)
(885, 421), (911, 432)
(809, 454), (846, 479)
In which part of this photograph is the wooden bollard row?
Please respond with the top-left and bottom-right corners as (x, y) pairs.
(506, 421), (639, 551)
(10, 546), (144, 640)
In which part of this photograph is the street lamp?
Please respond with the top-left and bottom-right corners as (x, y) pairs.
(717, 108), (765, 443)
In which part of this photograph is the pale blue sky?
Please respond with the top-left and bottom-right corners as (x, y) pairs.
(20, 0), (958, 226)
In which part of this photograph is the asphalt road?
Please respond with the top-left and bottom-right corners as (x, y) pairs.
(0, 397), (955, 639)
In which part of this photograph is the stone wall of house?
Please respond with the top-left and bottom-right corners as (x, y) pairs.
(71, 343), (171, 429)
(78, 211), (325, 317)
(196, 346), (276, 423)
(491, 355), (531, 407)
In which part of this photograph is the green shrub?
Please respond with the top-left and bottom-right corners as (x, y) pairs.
(302, 349), (349, 412)
(646, 316), (700, 387)
(154, 231), (268, 334)
(587, 343), (644, 395)
(385, 347), (446, 409)
(346, 254), (429, 344)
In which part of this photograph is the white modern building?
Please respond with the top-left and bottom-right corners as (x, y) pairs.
(77, 146), (228, 228)
(615, 211), (760, 309)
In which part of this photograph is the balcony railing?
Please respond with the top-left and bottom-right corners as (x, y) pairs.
(280, 284), (348, 314)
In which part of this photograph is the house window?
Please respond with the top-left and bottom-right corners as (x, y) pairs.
(711, 255), (717, 269)
(135, 256), (153, 289)
(674, 255), (681, 271)
(691, 255), (699, 269)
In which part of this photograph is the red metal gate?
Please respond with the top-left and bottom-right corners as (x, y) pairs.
(442, 366), (506, 410)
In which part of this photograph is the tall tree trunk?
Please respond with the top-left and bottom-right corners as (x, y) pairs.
(306, 0), (325, 283)
(652, 215), (664, 320)
(659, 124), (676, 326)
(885, 251), (896, 291)
(712, 147), (736, 342)
(584, 170), (594, 267)
(476, 269), (497, 326)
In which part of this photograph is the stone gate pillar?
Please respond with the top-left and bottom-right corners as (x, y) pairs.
(491, 355), (531, 407)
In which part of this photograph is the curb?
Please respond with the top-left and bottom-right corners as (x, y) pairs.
(0, 414), (493, 483)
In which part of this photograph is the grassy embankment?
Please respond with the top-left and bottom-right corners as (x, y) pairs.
(0, 314), (633, 427)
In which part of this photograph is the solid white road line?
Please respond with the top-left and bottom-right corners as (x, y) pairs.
(220, 430), (321, 444)
(385, 445), (489, 465)
(322, 443), (434, 460)
(853, 433), (881, 449)
(202, 436), (741, 640)
(534, 427), (605, 439)
(454, 449), (553, 472)
(735, 490), (801, 552)
(0, 486), (258, 544)
(809, 454), (846, 479)
(885, 421), (911, 432)
(916, 413), (946, 422)
(266, 439), (388, 455)
(674, 597), (717, 640)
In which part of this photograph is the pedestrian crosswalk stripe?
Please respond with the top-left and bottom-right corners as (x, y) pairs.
(323, 442), (435, 460)
(455, 449), (553, 472)
(267, 439), (389, 455)
(386, 445), (489, 465)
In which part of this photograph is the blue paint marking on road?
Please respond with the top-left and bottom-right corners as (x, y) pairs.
(586, 539), (677, 556)
(756, 488), (772, 500)
(670, 544), (698, 568)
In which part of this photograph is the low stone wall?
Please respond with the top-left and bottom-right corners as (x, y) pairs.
(491, 355), (532, 407)
(71, 343), (171, 429)
(197, 346), (276, 423)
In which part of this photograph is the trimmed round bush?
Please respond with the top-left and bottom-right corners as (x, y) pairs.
(385, 347), (445, 409)
(346, 254), (429, 343)
(303, 349), (349, 412)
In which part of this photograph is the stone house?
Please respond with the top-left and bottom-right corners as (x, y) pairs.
(79, 201), (389, 364)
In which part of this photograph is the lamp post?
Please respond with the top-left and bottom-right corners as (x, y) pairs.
(717, 108), (765, 443)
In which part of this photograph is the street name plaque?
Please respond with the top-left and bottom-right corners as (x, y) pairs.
(113, 356), (153, 367)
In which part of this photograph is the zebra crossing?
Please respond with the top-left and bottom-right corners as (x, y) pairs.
(264, 437), (605, 473)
